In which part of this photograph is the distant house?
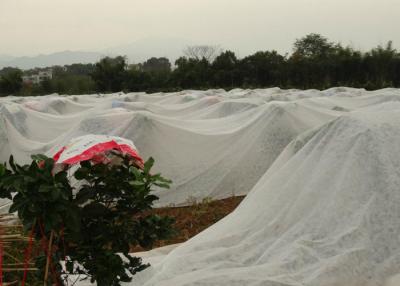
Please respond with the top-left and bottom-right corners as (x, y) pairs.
(22, 69), (53, 85)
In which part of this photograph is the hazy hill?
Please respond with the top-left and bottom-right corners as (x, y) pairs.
(104, 37), (194, 64)
(0, 51), (104, 70)
(0, 38), (198, 70)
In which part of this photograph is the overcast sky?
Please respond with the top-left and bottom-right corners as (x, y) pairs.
(0, 0), (399, 57)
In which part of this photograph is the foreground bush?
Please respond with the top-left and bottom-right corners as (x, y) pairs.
(0, 154), (174, 286)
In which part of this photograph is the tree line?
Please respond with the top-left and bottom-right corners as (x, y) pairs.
(1, 33), (400, 96)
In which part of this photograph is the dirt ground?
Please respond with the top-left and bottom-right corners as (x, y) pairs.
(132, 196), (245, 252)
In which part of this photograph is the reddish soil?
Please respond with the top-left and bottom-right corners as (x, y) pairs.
(132, 196), (245, 252)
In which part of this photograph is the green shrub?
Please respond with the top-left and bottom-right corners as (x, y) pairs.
(0, 154), (174, 286)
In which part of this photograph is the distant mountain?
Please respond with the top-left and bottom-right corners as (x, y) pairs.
(105, 37), (194, 64)
(0, 54), (16, 62)
(0, 51), (104, 70)
(0, 37), (202, 70)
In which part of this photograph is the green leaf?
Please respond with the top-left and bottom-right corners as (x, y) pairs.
(145, 194), (159, 202)
(129, 166), (142, 179)
(39, 185), (53, 193)
(66, 261), (74, 274)
(8, 155), (17, 172)
(129, 180), (145, 187)
(8, 202), (20, 213)
(83, 202), (110, 217)
(31, 154), (48, 162)
(65, 206), (81, 232)
(157, 176), (173, 184)
(80, 160), (92, 169)
(74, 167), (89, 180)
(143, 157), (154, 174)
(43, 158), (55, 171)
(0, 163), (6, 176)
(153, 182), (171, 189)
(50, 188), (60, 200)
(75, 188), (95, 204)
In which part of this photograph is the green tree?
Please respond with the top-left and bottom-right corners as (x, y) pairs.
(141, 57), (171, 73)
(364, 41), (398, 88)
(172, 57), (212, 89)
(289, 34), (338, 88)
(124, 67), (152, 91)
(240, 51), (285, 87)
(91, 56), (128, 92)
(0, 67), (23, 95)
(293, 33), (336, 59)
(212, 50), (239, 88)
(330, 45), (364, 87)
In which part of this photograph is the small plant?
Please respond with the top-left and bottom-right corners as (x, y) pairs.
(0, 155), (77, 285)
(0, 154), (174, 286)
(66, 155), (174, 285)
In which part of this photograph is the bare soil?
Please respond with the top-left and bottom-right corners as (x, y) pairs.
(132, 196), (245, 252)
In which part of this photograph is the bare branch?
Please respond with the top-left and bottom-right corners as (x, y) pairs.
(183, 45), (222, 62)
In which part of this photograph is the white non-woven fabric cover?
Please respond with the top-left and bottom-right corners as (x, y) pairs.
(1, 89), (400, 284)
(0, 88), (346, 205)
(1, 88), (400, 206)
(129, 108), (400, 286)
